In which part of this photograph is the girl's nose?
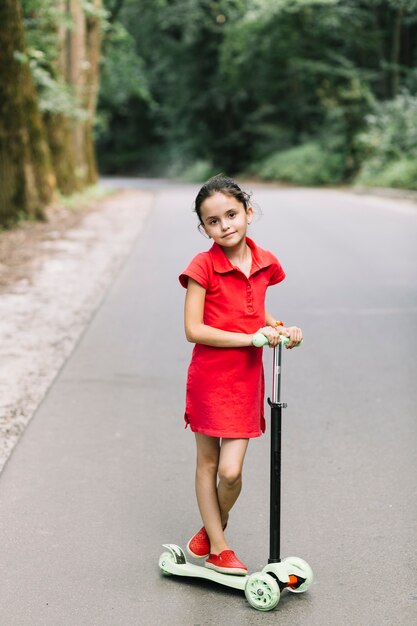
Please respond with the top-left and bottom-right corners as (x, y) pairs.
(221, 221), (230, 231)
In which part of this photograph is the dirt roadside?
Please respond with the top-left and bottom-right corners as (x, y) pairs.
(0, 188), (154, 473)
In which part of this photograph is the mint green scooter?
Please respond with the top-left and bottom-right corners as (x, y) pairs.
(158, 334), (313, 611)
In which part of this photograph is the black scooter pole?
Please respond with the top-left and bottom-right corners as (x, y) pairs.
(268, 341), (287, 564)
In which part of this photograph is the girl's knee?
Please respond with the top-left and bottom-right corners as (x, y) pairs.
(218, 464), (242, 488)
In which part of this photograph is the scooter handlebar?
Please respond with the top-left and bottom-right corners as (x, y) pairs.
(252, 332), (302, 348)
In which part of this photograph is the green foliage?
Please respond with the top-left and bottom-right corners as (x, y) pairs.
(356, 158), (417, 190)
(14, 0), (417, 187)
(356, 90), (417, 163)
(82, 0), (109, 22)
(32, 65), (88, 119)
(355, 90), (417, 189)
(254, 142), (345, 185)
(95, 20), (155, 173)
(94, 0), (417, 185)
(98, 23), (151, 114)
(21, 0), (92, 119)
(177, 160), (218, 183)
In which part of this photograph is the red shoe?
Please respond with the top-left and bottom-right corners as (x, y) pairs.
(205, 550), (248, 575)
(187, 527), (210, 559)
(187, 523), (228, 559)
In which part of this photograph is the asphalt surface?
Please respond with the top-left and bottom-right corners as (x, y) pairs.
(1, 180), (417, 625)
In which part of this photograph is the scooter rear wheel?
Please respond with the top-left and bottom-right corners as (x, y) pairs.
(158, 551), (174, 576)
(245, 572), (280, 611)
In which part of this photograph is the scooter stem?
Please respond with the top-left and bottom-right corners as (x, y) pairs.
(268, 341), (286, 564)
(251, 333), (301, 563)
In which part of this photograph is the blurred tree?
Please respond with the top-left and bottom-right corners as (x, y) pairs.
(96, 0), (417, 184)
(23, 0), (105, 191)
(355, 89), (417, 188)
(23, 0), (78, 193)
(68, 0), (103, 185)
(0, 0), (55, 227)
(96, 12), (154, 173)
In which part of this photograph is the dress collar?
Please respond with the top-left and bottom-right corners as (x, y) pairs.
(209, 237), (270, 276)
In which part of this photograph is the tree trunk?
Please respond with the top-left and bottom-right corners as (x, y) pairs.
(42, 0), (79, 195)
(0, 0), (55, 227)
(64, 0), (102, 187)
(44, 113), (79, 195)
(83, 0), (102, 184)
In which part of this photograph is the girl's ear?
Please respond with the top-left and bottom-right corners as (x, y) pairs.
(246, 205), (254, 225)
(198, 224), (211, 239)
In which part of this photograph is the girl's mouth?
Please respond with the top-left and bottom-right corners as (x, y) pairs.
(222, 231), (236, 239)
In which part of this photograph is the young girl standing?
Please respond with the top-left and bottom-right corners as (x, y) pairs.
(179, 175), (302, 575)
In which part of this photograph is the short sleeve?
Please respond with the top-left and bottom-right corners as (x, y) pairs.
(179, 252), (212, 289)
(268, 255), (286, 286)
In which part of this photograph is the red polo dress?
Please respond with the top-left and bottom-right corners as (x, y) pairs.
(179, 237), (285, 438)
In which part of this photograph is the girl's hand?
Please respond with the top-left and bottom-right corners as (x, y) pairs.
(281, 326), (303, 349)
(256, 326), (280, 347)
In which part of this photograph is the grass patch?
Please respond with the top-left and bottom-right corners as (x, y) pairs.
(58, 183), (116, 210)
(177, 160), (219, 183)
(355, 158), (417, 190)
(253, 142), (345, 185)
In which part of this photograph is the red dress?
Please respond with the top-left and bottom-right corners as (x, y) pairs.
(179, 237), (285, 438)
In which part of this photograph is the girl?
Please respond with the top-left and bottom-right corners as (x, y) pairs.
(179, 175), (302, 575)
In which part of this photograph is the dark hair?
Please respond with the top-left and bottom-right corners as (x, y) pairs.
(194, 174), (252, 224)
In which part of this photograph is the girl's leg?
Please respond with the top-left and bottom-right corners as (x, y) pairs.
(217, 438), (249, 529)
(194, 433), (229, 555)
(194, 434), (249, 556)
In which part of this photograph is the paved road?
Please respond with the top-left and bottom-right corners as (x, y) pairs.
(1, 181), (416, 625)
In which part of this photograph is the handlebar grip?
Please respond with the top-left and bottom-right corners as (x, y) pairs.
(252, 332), (302, 348)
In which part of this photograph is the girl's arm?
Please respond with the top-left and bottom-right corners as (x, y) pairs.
(185, 279), (254, 347)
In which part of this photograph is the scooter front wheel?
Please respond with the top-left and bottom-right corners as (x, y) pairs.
(245, 572), (280, 611)
(282, 556), (313, 593)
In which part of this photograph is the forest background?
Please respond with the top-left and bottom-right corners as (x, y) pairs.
(1, 0), (417, 228)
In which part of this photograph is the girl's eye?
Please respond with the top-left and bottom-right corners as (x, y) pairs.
(209, 219), (217, 225)
(228, 212), (236, 218)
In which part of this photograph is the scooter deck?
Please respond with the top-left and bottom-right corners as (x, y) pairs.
(159, 544), (248, 591)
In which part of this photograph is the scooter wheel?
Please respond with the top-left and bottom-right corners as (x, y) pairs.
(245, 572), (280, 611)
(158, 551), (174, 576)
(282, 556), (313, 593)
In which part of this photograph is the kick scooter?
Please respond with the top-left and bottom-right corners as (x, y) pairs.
(158, 334), (313, 612)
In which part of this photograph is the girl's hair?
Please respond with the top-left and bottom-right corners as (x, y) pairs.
(194, 174), (252, 224)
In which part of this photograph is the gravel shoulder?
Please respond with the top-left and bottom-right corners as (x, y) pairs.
(0, 188), (154, 473)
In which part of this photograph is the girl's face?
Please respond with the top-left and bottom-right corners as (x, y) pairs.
(199, 192), (253, 248)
